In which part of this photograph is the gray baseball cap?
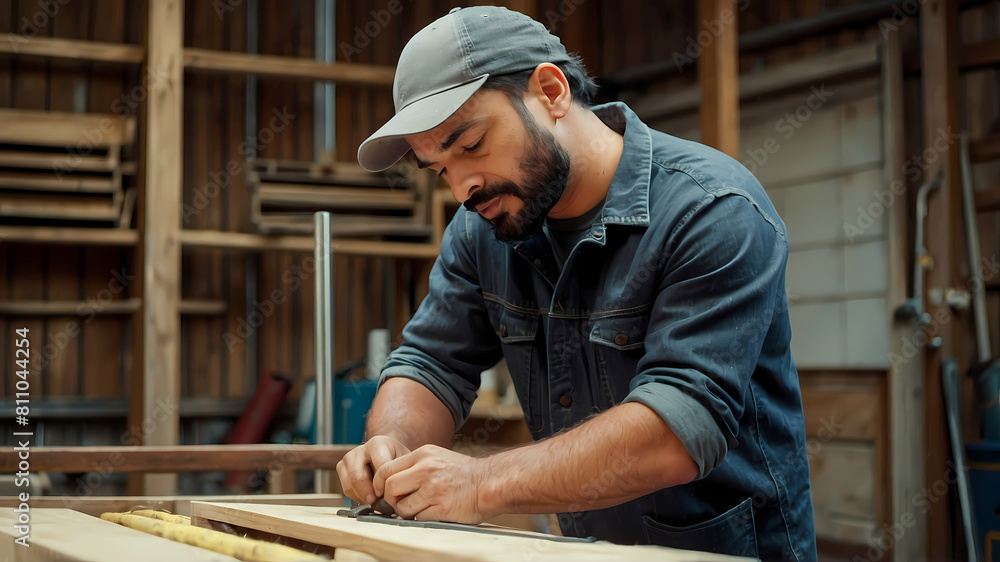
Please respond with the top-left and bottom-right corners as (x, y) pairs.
(357, 6), (572, 172)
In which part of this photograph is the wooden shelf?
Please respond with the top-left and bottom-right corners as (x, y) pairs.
(0, 397), (298, 420)
(961, 37), (1000, 71)
(0, 36), (144, 64)
(180, 229), (440, 259)
(0, 36), (395, 88)
(183, 48), (394, 87)
(0, 298), (226, 316)
(0, 226), (138, 246)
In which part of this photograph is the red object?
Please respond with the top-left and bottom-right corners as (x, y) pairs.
(223, 372), (292, 491)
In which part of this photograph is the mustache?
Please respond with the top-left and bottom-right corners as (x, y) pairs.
(463, 182), (521, 213)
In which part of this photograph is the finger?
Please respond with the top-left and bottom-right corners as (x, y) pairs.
(367, 438), (399, 471)
(382, 469), (422, 512)
(340, 447), (377, 504)
(392, 482), (429, 520)
(373, 453), (418, 498)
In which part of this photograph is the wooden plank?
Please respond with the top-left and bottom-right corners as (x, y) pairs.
(883, 32), (926, 562)
(921, 0), (964, 558)
(809, 441), (878, 541)
(0, 494), (344, 518)
(800, 387), (878, 440)
(179, 229), (440, 258)
(0, 444), (352, 473)
(0, 508), (238, 561)
(258, 184), (416, 208)
(130, 0), (183, 496)
(0, 109), (136, 146)
(0, 227), (136, 246)
(959, 37), (1000, 70)
(80, 247), (126, 400)
(974, 184), (1000, 212)
(0, 194), (118, 221)
(0, 172), (116, 193)
(632, 42), (879, 121)
(0, 35), (144, 64)
(0, 299), (139, 316)
(697, 0), (740, 158)
(0, 152), (119, 173)
(183, 48), (394, 87)
(190, 502), (751, 562)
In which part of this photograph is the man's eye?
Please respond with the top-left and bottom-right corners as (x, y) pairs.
(464, 137), (484, 153)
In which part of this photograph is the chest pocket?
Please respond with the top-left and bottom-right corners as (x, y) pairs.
(483, 296), (544, 434)
(589, 312), (651, 406)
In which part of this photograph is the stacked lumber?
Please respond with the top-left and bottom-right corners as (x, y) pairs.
(248, 158), (435, 240)
(0, 108), (136, 227)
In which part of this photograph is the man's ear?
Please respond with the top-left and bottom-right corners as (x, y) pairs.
(527, 63), (572, 120)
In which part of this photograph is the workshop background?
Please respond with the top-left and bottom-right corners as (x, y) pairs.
(0, 0), (997, 560)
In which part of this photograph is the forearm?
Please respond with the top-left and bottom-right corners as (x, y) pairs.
(366, 377), (457, 450)
(477, 402), (698, 516)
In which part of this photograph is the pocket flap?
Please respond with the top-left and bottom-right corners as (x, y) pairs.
(589, 315), (648, 351)
(484, 297), (540, 343)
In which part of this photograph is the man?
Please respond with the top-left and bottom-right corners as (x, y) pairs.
(337, 6), (816, 560)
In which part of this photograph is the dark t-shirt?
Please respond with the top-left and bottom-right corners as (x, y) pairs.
(543, 198), (606, 268)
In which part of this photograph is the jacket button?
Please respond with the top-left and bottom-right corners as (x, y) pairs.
(533, 258), (543, 266)
(593, 230), (603, 239)
(559, 394), (572, 407)
(498, 325), (508, 338)
(614, 333), (629, 346)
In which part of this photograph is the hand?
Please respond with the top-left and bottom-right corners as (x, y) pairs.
(336, 435), (411, 505)
(372, 444), (493, 524)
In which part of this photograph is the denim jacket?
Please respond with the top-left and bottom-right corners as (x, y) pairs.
(380, 102), (817, 561)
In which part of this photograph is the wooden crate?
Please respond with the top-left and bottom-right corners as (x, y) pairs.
(247, 158), (435, 240)
(0, 108), (136, 228)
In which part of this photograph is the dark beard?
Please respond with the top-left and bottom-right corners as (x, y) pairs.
(463, 103), (571, 243)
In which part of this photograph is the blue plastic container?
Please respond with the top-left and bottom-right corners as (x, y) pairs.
(967, 441), (1000, 560)
(304, 378), (379, 445)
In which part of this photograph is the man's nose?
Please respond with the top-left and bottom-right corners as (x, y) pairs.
(449, 167), (484, 204)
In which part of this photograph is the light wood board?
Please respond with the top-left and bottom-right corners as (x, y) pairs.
(0, 508), (237, 561)
(190, 502), (754, 562)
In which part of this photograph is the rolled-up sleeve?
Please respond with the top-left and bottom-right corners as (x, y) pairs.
(379, 211), (502, 429)
(623, 193), (787, 479)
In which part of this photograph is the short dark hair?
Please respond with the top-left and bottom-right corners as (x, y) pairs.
(480, 53), (599, 107)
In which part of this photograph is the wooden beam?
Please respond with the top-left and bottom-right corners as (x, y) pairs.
(697, 0), (740, 158)
(0, 108), (137, 146)
(883, 32), (927, 561)
(131, 0), (183, 496)
(183, 48), (394, 87)
(0, 508), (238, 562)
(179, 229), (440, 259)
(0, 494), (344, 518)
(0, 299), (225, 316)
(921, 0), (965, 558)
(0, 35), (145, 64)
(632, 43), (879, 121)
(0, 226), (138, 246)
(960, 37), (1000, 70)
(0, 444), (352, 473)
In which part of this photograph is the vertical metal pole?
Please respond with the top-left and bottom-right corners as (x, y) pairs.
(314, 211), (334, 493)
(314, 0), (336, 160)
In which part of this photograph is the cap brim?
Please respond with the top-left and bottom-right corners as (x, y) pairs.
(357, 75), (489, 172)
